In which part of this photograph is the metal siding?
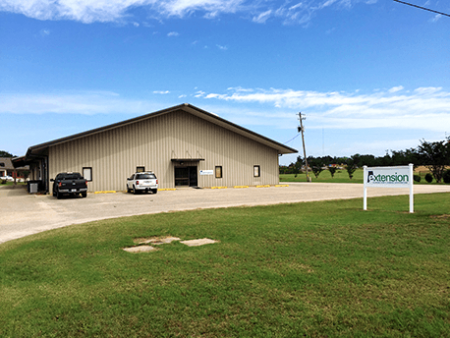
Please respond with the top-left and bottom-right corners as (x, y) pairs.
(48, 110), (279, 191)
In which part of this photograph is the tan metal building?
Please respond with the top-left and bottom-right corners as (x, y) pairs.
(14, 104), (297, 193)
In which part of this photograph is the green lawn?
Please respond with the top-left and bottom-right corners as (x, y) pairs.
(280, 168), (365, 183)
(0, 181), (26, 187)
(1, 194), (450, 337)
(280, 169), (446, 184)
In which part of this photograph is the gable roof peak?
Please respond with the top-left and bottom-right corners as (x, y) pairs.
(24, 103), (297, 157)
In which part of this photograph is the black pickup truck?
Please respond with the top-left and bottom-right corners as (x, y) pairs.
(51, 172), (88, 199)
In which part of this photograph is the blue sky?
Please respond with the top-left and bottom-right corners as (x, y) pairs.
(1, 0), (449, 165)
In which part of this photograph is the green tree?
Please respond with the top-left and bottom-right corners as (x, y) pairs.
(359, 154), (376, 167)
(417, 138), (450, 183)
(390, 148), (420, 166)
(328, 166), (338, 178)
(345, 158), (357, 179)
(294, 156), (304, 173)
(0, 150), (14, 157)
(309, 158), (324, 178)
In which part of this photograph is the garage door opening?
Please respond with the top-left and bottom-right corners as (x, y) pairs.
(175, 166), (198, 187)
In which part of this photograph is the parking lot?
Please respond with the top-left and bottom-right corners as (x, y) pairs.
(1, 183), (450, 244)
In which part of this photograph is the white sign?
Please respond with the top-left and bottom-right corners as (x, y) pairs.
(363, 164), (414, 213)
(199, 170), (214, 176)
(365, 166), (411, 188)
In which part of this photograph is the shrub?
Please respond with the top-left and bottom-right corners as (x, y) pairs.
(443, 170), (450, 184)
(425, 173), (433, 183)
(413, 175), (421, 183)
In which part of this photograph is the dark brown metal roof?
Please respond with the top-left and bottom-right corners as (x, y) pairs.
(24, 103), (297, 157)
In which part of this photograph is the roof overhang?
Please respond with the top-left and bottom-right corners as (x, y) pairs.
(171, 158), (205, 162)
(10, 157), (31, 170)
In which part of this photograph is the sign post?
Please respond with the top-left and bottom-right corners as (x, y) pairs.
(363, 164), (414, 213)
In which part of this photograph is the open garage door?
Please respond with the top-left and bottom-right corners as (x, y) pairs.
(175, 166), (198, 187)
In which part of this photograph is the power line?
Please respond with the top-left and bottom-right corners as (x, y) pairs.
(393, 0), (450, 18)
(283, 133), (301, 145)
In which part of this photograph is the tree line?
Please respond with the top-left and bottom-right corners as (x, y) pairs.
(280, 138), (450, 183)
(0, 150), (14, 158)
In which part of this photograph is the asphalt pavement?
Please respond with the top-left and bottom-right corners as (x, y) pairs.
(1, 183), (450, 244)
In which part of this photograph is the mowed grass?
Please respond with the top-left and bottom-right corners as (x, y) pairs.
(280, 169), (365, 183)
(0, 181), (26, 187)
(280, 169), (446, 184)
(1, 194), (450, 337)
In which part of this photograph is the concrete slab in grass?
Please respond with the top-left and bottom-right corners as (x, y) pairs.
(123, 245), (157, 253)
(134, 236), (181, 245)
(180, 238), (218, 247)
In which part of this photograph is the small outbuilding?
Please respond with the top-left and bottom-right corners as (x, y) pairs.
(1, 157), (29, 181)
(14, 104), (297, 193)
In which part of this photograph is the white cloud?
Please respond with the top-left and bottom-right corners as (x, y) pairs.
(227, 86), (254, 92)
(272, 0), (361, 25)
(216, 44), (228, 50)
(252, 9), (271, 23)
(0, 91), (159, 115)
(431, 14), (442, 22)
(0, 0), (246, 23)
(195, 90), (206, 98)
(0, 0), (378, 25)
(40, 29), (50, 36)
(167, 31), (179, 37)
(201, 86), (450, 132)
(316, 0), (339, 10)
(289, 3), (303, 11)
(414, 87), (442, 95)
(5, 85), (449, 138)
(389, 85), (403, 93)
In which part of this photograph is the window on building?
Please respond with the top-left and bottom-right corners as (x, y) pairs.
(136, 166), (145, 173)
(215, 166), (222, 179)
(253, 165), (260, 178)
(83, 167), (93, 182)
(0, 162), (4, 167)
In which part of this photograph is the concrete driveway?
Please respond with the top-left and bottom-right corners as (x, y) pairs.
(1, 183), (450, 244)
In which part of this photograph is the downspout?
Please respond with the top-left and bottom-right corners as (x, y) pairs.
(44, 154), (49, 194)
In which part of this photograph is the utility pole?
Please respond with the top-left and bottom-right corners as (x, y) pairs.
(298, 112), (311, 182)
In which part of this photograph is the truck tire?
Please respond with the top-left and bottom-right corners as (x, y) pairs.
(133, 186), (137, 194)
(56, 190), (62, 199)
(152, 189), (158, 194)
(81, 192), (87, 198)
